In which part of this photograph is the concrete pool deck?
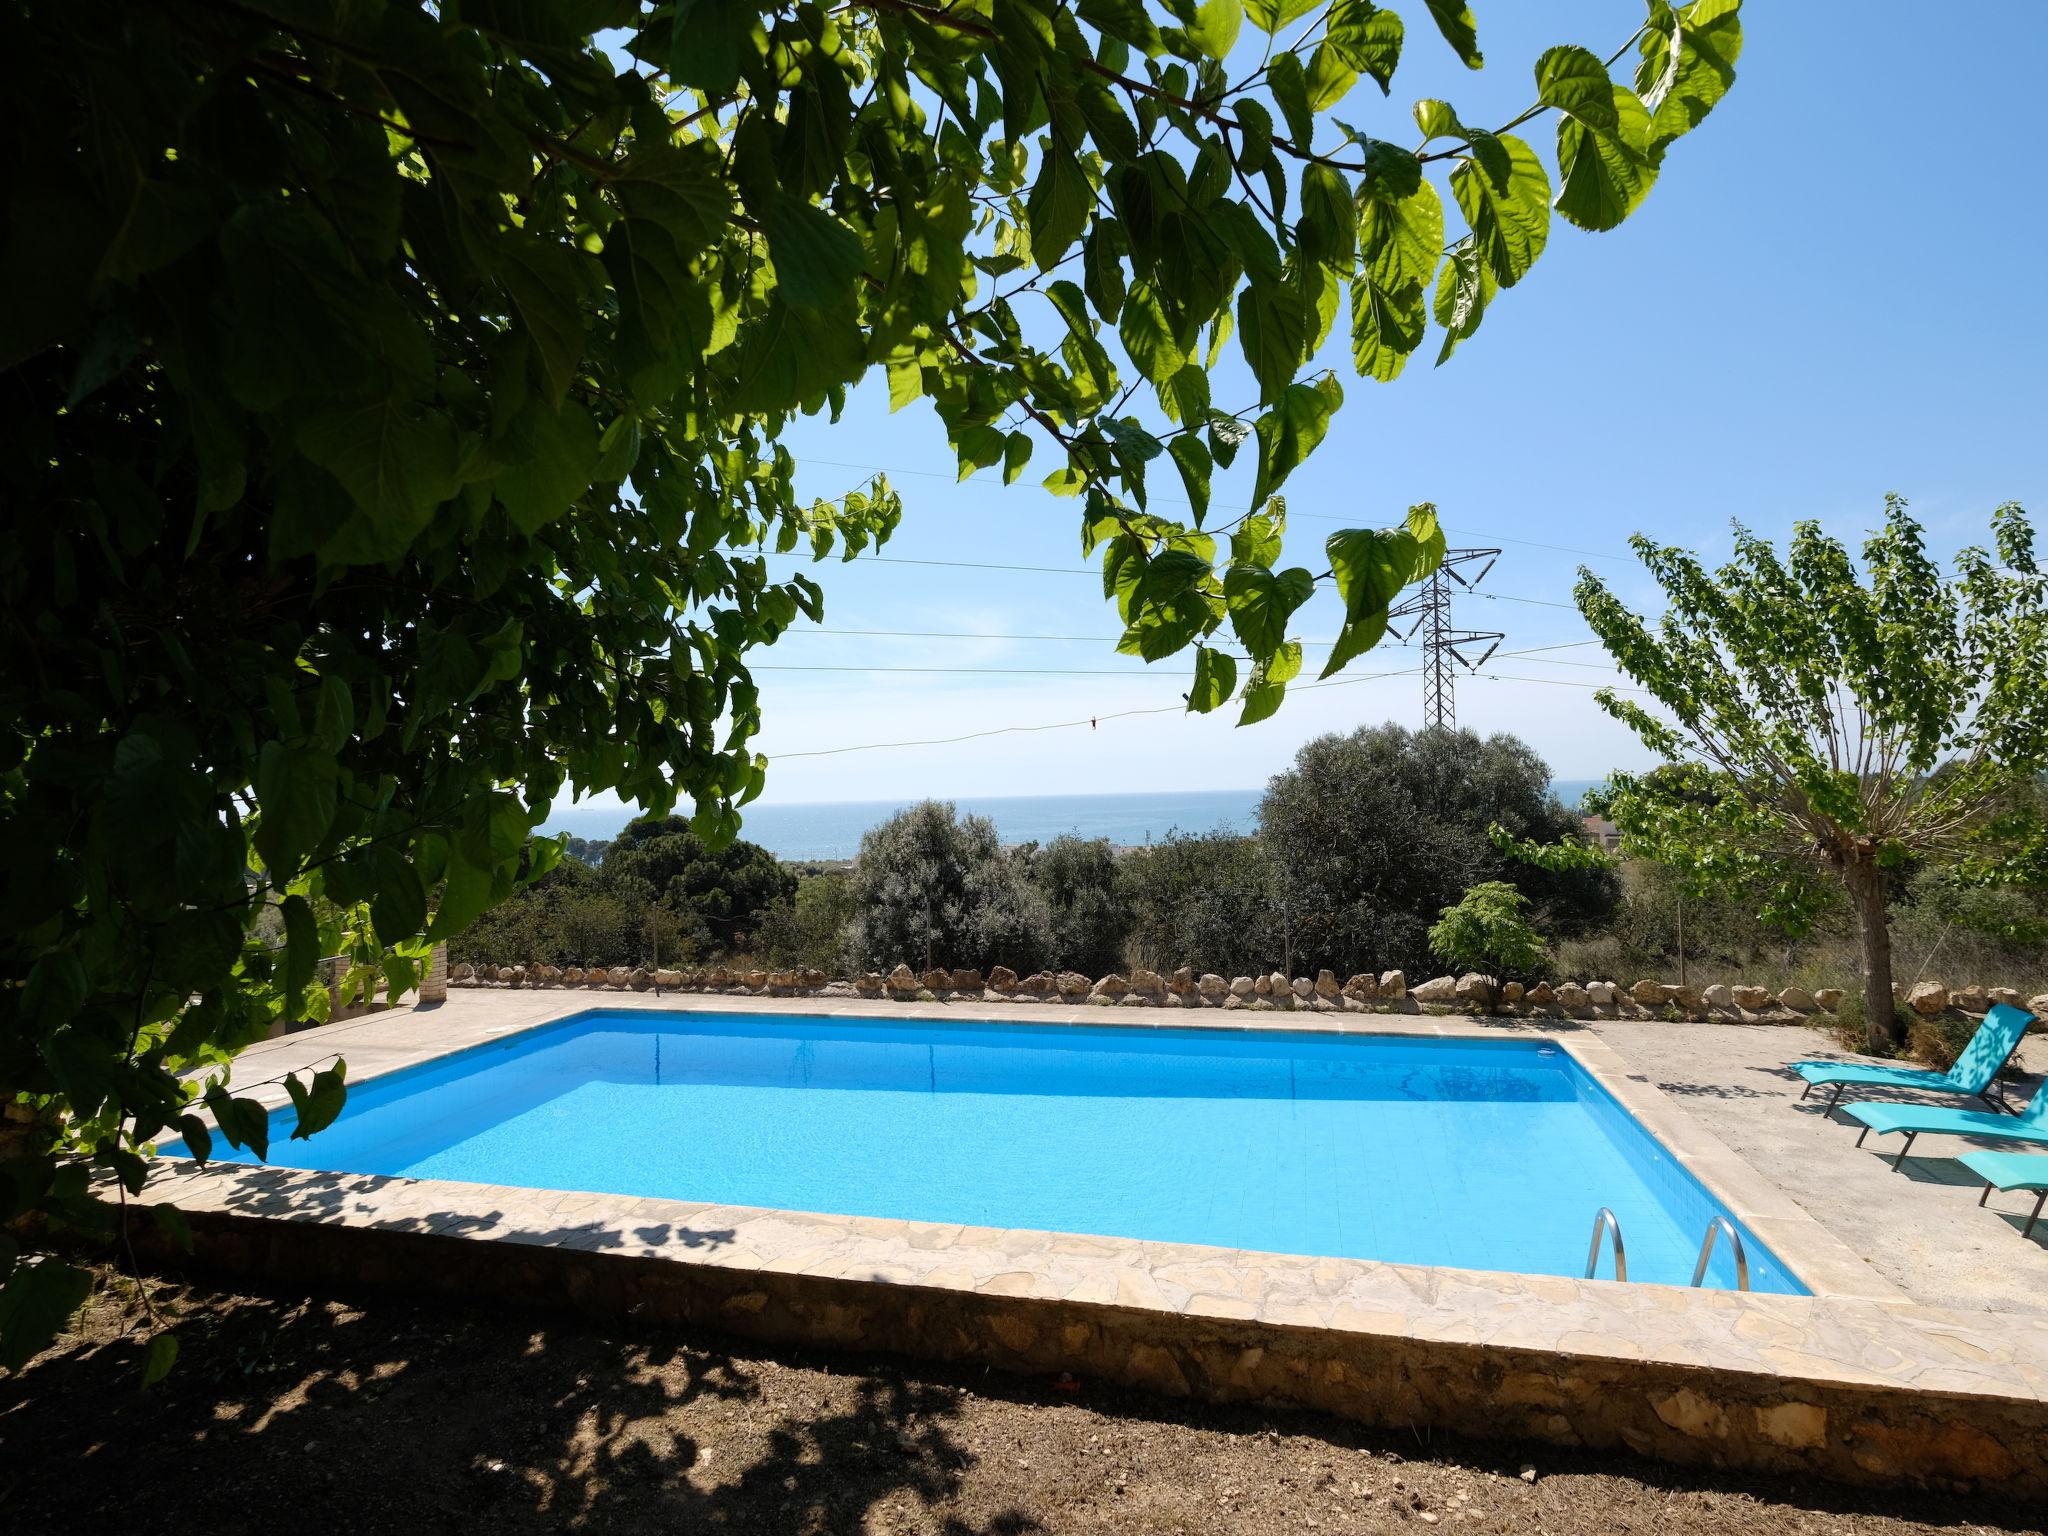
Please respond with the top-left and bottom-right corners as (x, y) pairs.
(139, 991), (2048, 1493)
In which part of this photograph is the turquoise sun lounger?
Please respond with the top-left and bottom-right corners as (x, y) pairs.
(1959, 1150), (2048, 1238)
(1844, 1082), (2048, 1169)
(1793, 1002), (2034, 1112)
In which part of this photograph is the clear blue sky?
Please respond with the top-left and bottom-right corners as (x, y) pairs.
(583, 3), (2048, 818)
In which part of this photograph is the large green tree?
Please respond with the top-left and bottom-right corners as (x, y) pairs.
(1575, 500), (2048, 1049)
(0, 0), (1742, 1366)
(1261, 723), (1616, 976)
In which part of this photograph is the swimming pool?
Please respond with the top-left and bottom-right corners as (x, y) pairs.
(170, 1011), (1803, 1293)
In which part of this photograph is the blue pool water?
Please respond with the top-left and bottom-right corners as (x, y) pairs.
(175, 1013), (1803, 1292)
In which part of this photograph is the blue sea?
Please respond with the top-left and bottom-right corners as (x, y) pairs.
(544, 780), (1601, 860)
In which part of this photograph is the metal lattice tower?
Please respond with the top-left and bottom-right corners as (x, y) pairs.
(1387, 548), (1504, 731)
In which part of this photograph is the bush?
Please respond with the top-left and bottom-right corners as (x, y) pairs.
(1428, 882), (1547, 1012)
(602, 817), (794, 952)
(1260, 725), (1616, 980)
(1124, 830), (1283, 977)
(757, 870), (858, 971)
(842, 802), (1051, 972)
(1018, 836), (1131, 976)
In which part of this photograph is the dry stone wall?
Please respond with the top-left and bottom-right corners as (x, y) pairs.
(446, 960), (2048, 1026)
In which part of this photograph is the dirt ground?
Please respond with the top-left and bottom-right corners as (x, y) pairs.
(1, 1272), (2039, 1535)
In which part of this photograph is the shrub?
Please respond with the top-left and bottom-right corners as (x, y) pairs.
(602, 817), (794, 951)
(841, 802), (1051, 972)
(757, 870), (859, 972)
(1427, 882), (1548, 1013)
(1124, 830), (1282, 977)
(1019, 836), (1131, 977)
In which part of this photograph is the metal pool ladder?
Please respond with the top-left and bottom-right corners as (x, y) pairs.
(1584, 1207), (1627, 1281)
(1690, 1216), (1751, 1291)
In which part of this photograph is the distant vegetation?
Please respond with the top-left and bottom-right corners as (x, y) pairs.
(461, 727), (1623, 981)
(461, 724), (2048, 1005)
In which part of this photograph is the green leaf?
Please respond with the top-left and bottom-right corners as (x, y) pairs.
(1252, 376), (1340, 503)
(1236, 280), (1309, 405)
(1449, 132), (1550, 286)
(495, 399), (600, 534)
(1423, 0), (1482, 67)
(1188, 644), (1237, 712)
(1224, 564), (1314, 658)
(762, 197), (866, 311)
(1266, 52), (1314, 150)
(204, 1084), (272, 1161)
(1027, 145), (1091, 269)
(141, 1330), (180, 1386)
(1237, 640), (1303, 725)
(296, 398), (460, 563)
(1167, 435), (1212, 523)
(0, 1258), (92, 1370)
(1187, 0), (1244, 59)
(1555, 88), (1657, 232)
(1243, 0), (1318, 36)
(1431, 238), (1495, 363)
(1352, 172), (1441, 381)
(1304, 44), (1357, 111)
(1232, 99), (1275, 174)
(1327, 0), (1404, 92)
(1535, 45), (1618, 130)
(1637, 0), (1744, 156)
(1003, 431), (1034, 485)
(1119, 279), (1186, 386)
(284, 1060), (348, 1141)
(1231, 497), (1286, 567)
(253, 743), (337, 875)
(668, 0), (755, 95)
(281, 893), (316, 1020)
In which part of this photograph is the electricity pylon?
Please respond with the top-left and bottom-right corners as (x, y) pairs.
(1387, 548), (1503, 731)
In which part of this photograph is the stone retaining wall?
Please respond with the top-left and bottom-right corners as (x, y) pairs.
(447, 959), (2048, 1027)
(139, 1191), (2048, 1497)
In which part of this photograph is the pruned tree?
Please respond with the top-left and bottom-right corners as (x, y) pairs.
(0, 0), (1743, 1368)
(1574, 499), (2048, 1049)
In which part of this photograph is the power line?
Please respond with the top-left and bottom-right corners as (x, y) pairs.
(758, 546), (1586, 611)
(768, 645), (1642, 759)
(782, 626), (1607, 654)
(788, 454), (1634, 563)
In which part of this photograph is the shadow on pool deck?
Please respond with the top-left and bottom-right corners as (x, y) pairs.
(209, 1167), (741, 1258)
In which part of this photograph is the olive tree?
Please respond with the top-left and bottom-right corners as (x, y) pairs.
(842, 802), (1052, 971)
(1, 0), (1742, 1367)
(1574, 500), (2048, 1049)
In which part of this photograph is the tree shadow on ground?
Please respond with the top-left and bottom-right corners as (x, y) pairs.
(0, 1279), (1034, 1535)
(4, 1272), (2040, 1536)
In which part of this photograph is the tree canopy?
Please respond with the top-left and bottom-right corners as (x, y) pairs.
(1573, 499), (2048, 1047)
(1259, 723), (1616, 975)
(1, 0), (1742, 1369)
(842, 801), (1051, 971)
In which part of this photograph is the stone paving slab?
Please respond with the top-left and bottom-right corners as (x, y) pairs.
(145, 990), (2048, 1493)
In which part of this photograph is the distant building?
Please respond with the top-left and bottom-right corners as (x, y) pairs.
(1581, 814), (1622, 852)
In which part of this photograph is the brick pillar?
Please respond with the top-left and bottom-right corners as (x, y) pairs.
(419, 941), (449, 1003)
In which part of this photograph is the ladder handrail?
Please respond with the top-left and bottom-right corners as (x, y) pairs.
(1584, 1206), (1627, 1281)
(1691, 1216), (1751, 1291)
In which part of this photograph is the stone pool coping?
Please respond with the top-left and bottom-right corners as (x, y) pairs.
(140, 992), (2048, 1492)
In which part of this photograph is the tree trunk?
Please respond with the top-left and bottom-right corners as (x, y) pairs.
(1843, 855), (1902, 1052)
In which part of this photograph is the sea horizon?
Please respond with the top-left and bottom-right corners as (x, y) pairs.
(546, 780), (1604, 861)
